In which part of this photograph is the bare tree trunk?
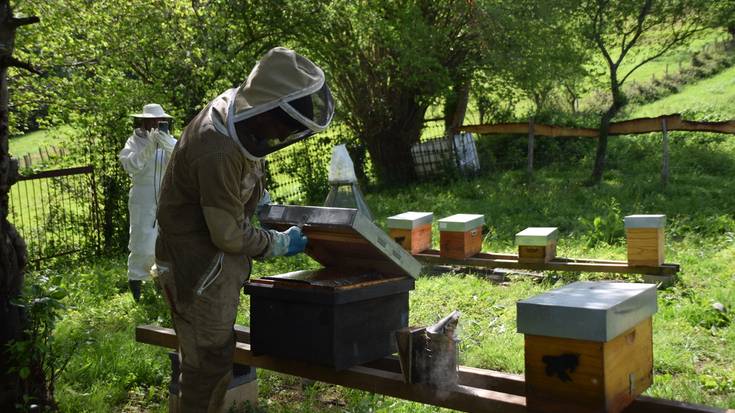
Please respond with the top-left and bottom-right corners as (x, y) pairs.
(444, 79), (470, 136)
(590, 77), (624, 184)
(0, 2), (38, 410)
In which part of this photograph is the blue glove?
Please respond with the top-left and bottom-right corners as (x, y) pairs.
(284, 226), (308, 256)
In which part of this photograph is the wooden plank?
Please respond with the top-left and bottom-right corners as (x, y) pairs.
(459, 114), (735, 138)
(135, 325), (733, 413)
(414, 250), (679, 276)
(136, 325), (527, 413)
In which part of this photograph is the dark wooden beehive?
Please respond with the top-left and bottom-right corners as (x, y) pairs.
(244, 206), (421, 370)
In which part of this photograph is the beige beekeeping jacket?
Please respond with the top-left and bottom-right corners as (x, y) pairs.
(155, 89), (274, 304)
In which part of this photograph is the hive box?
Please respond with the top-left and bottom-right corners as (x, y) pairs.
(624, 215), (666, 266)
(517, 282), (657, 413)
(387, 211), (433, 254)
(516, 227), (559, 263)
(247, 205), (421, 370)
(438, 214), (484, 259)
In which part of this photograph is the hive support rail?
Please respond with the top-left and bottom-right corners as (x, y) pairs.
(414, 249), (679, 278)
(135, 325), (729, 413)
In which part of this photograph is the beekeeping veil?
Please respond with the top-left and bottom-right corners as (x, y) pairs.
(227, 47), (334, 160)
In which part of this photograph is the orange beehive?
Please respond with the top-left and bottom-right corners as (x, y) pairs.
(438, 214), (484, 259)
(515, 227), (559, 263)
(518, 282), (658, 413)
(624, 215), (665, 266)
(387, 212), (433, 254)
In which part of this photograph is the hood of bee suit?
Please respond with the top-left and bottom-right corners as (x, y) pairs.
(225, 47), (334, 160)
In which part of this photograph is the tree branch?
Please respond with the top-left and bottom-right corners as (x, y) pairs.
(619, 24), (706, 85)
(616, 0), (653, 67)
(9, 16), (39, 28)
(1, 55), (42, 75)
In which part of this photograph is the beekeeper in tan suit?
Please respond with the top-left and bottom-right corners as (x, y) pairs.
(155, 47), (334, 412)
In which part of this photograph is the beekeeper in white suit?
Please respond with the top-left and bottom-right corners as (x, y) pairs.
(119, 103), (177, 301)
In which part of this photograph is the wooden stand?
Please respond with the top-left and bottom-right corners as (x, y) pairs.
(137, 324), (732, 413)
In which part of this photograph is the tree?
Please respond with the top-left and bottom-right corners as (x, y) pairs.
(0, 1), (39, 409)
(582, 0), (710, 184)
(482, 0), (589, 118)
(11, 0), (289, 251)
(290, 0), (485, 184)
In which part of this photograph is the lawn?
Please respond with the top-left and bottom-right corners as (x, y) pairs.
(629, 65), (735, 120)
(8, 126), (74, 160)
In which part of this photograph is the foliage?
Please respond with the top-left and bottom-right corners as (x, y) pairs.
(7, 273), (71, 411)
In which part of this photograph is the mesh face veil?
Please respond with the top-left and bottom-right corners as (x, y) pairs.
(226, 47), (335, 160)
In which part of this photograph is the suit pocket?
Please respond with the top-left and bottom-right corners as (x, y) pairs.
(195, 251), (224, 296)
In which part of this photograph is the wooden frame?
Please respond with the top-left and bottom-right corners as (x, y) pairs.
(135, 325), (731, 413)
(414, 250), (679, 277)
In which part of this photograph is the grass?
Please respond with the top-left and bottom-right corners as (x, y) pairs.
(629, 65), (735, 120)
(8, 126), (74, 160)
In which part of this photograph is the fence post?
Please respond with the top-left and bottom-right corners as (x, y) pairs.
(527, 118), (535, 175)
(23, 154), (31, 168)
(661, 118), (669, 187)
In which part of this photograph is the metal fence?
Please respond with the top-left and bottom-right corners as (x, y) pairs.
(265, 121), (480, 203)
(8, 165), (100, 264)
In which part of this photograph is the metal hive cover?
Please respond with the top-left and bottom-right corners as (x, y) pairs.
(516, 281), (658, 342)
(259, 205), (422, 278)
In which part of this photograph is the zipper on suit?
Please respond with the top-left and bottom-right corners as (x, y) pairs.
(196, 252), (224, 296)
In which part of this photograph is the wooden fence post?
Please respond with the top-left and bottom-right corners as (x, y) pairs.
(661, 118), (669, 187)
(23, 154), (31, 168)
(527, 118), (535, 175)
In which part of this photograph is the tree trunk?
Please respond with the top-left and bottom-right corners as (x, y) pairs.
(0, 2), (37, 409)
(590, 74), (625, 184)
(444, 80), (470, 136)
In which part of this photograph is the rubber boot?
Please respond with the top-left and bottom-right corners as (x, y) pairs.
(129, 280), (142, 302)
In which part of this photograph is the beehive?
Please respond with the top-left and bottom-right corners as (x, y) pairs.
(387, 212), (433, 254)
(517, 282), (657, 413)
(516, 227), (559, 263)
(437, 214), (484, 259)
(624, 215), (665, 266)
(246, 205), (421, 370)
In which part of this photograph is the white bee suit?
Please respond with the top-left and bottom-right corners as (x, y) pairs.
(119, 128), (177, 281)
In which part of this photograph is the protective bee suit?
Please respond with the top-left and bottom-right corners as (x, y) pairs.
(155, 47), (333, 413)
(119, 104), (177, 293)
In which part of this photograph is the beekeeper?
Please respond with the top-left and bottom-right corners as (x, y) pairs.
(155, 47), (333, 412)
(119, 103), (177, 301)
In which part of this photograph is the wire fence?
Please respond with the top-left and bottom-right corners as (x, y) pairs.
(8, 165), (100, 264)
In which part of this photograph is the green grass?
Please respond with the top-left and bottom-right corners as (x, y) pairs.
(629, 65), (735, 120)
(9, 126), (74, 158)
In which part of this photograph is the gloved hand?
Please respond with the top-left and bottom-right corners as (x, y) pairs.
(150, 128), (177, 153)
(284, 226), (308, 256)
(267, 226), (308, 257)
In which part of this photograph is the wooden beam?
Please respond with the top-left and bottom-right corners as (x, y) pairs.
(414, 250), (679, 276)
(135, 325), (733, 413)
(136, 325), (527, 413)
(459, 114), (735, 138)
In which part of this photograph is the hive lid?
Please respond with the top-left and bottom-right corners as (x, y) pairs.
(624, 214), (666, 229)
(386, 211), (434, 229)
(515, 227), (559, 246)
(259, 205), (422, 279)
(517, 281), (658, 342)
(438, 214), (484, 232)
